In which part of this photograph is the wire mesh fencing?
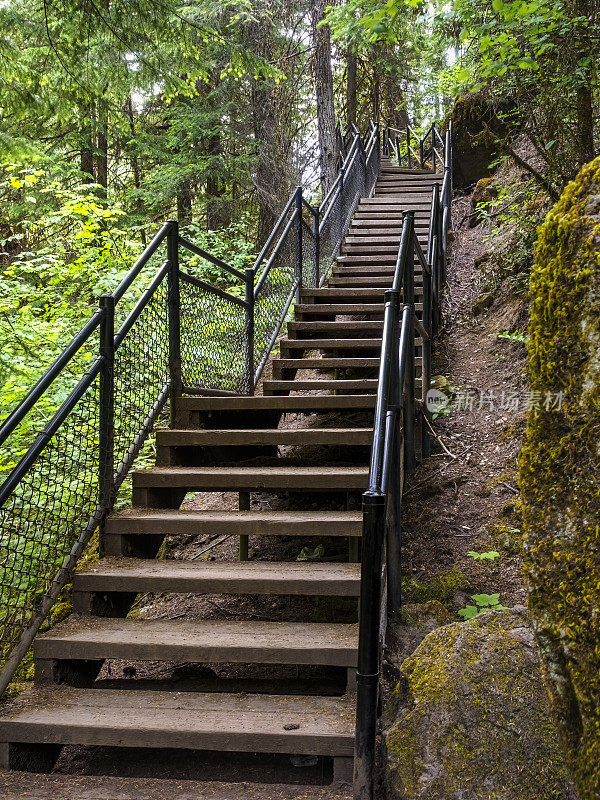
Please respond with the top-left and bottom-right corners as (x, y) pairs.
(0, 373), (101, 668)
(179, 274), (249, 395)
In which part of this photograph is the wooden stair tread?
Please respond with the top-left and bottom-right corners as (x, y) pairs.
(74, 558), (362, 596)
(178, 394), (377, 411)
(288, 320), (383, 331)
(263, 379), (378, 393)
(0, 687), (355, 756)
(158, 427), (373, 446)
(36, 617), (359, 667)
(132, 466), (370, 490)
(281, 337), (382, 349)
(275, 357), (380, 369)
(105, 509), (363, 537)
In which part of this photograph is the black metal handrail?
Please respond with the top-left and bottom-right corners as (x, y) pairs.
(354, 119), (453, 800)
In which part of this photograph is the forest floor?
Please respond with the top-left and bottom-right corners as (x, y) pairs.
(0, 190), (532, 800)
(399, 191), (529, 618)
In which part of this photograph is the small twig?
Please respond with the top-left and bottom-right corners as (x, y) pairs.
(190, 534), (233, 560)
(502, 482), (519, 495)
(424, 416), (458, 459)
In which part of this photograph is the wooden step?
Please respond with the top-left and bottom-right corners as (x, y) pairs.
(300, 288), (387, 301)
(336, 255), (398, 265)
(132, 466), (370, 492)
(0, 687), (355, 760)
(349, 220), (429, 229)
(294, 302), (385, 316)
(35, 617), (358, 670)
(328, 277), (423, 288)
(179, 394), (377, 413)
(280, 338), (382, 352)
(157, 427), (374, 447)
(340, 245), (399, 255)
(344, 236), (428, 245)
(361, 191), (440, 202)
(288, 320), (383, 336)
(346, 229), (429, 238)
(74, 558), (362, 598)
(263, 379), (378, 395)
(275, 357), (380, 371)
(105, 509), (363, 539)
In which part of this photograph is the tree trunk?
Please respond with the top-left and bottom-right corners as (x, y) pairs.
(249, 11), (290, 246)
(96, 98), (108, 195)
(80, 103), (94, 179)
(311, 0), (339, 194)
(177, 180), (193, 225)
(576, 84), (594, 165)
(346, 48), (357, 129)
(206, 131), (229, 230)
(126, 94), (146, 246)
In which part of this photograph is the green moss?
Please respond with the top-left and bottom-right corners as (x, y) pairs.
(519, 155), (600, 798)
(404, 569), (467, 606)
(384, 612), (572, 799)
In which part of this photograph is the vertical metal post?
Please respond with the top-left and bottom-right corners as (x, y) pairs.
(295, 186), (303, 303)
(167, 220), (182, 425)
(244, 268), (255, 395)
(420, 136), (424, 170)
(406, 125), (411, 169)
(99, 293), (115, 556)
(385, 292), (402, 618)
(403, 212), (416, 476)
(239, 491), (250, 561)
(421, 257), (432, 459)
(432, 132), (437, 173)
(396, 137), (401, 167)
(313, 206), (320, 287)
(445, 128), (453, 231)
(353, 491), (386, 800)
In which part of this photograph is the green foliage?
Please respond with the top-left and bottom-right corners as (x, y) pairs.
(498, 330), (529, 344)
(458, 593), (508, 619)
(467, 550), (501, 560)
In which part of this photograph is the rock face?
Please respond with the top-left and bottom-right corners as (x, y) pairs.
(520, 156), (600, 799)
(446, 94), (511, 190)
(382, 609), (573, 800)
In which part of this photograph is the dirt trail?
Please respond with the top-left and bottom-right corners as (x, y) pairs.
(401, 193), (529, 614)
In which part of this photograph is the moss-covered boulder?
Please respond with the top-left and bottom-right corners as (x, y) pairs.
(382, 609), (573, 800)
(520, 156), (600, 799)
(446, 94), (511, 190)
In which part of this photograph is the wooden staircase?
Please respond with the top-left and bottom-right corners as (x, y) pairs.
(0, 158), (440, 788)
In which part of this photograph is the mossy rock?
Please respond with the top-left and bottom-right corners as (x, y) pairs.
(382, 609), (574, 800)
(470, 177), (498, 227)
(520, 155), (600, 798)
(445, 93), (512, 190)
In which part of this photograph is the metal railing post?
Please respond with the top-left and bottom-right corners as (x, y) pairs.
(313, 206), (320, 287)
(166, 220), (182, 423)
(295, 186), (303, 302)
(406, 125), (412, 169)
(354, 490), (386, 800)
(402, 212), (416, 475)
(421, 259), (432, 459)
(385, 291), (402, 619)
(244, 268), (255, 395)
(420, 136), (424, 170)
(98, 293), (115, 556)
